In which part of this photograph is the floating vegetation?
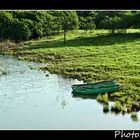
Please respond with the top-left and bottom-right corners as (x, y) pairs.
(0, 60), (9, 76)
(45, 73), (49, 77)
(111, 101), (124, 113)
(96, 93), (108, 104)
(0, 69), (8, 76)
(28, 65), (34, 70)
(103, 104), (109, 113)
(131, 113), (139, 122)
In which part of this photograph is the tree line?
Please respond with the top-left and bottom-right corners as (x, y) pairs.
(0, 11), (140, 43)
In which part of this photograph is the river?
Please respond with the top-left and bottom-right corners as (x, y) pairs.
(0, 55), (140, 129)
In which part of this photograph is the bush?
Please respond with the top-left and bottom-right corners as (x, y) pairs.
(31, 21), (44, 39)
(111, 101), (124, 112)
(103, 104), (109, 112)
(131, 113), (138, 122)
(96, 93), (108, 104)
(8, 19), (32, 42)
(0, 12), (13, 41)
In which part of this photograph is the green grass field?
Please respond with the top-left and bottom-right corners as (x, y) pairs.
(2, 29), (140, 113)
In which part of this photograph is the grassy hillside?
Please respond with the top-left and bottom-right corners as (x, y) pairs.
(2, 29), (140, 113)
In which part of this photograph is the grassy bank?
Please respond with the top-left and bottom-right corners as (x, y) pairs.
(1, 29), (140, 114)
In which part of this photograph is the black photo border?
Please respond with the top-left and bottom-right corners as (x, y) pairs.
(0, 0), (140, 139)
(0, 0), (140, 9)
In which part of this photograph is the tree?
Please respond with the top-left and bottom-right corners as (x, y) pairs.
(54, 11), (79, 44)
(95, 11), (127, 29)
(99, 16), (121, 33)
(99, 15), (133, 34)
(130, 12), (140, 28)
(79, 16), (96, 35)
(78, 11), (96, 35)
(0, 12), (13, 41)
(38, 11), (58, 36)
(9, 19), (32, 42)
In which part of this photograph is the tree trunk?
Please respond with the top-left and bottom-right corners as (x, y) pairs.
(64, 30), (66, 45)
(86, 30), (88, 36)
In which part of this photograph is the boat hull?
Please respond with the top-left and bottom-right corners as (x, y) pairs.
(72, 80), (120, 95)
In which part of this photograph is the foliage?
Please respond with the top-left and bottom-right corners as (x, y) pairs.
(1, 11), (140, 42)
(96, 93), (108, 104)
(9, 19), (32, 42)
(79, 16), (96, 35)
(0, 11), (13, 41)
(131, 113), (138, 122)
(54, 11), (79, 44)
(103, 104), (109, 112)
(111, 101), (124, 113)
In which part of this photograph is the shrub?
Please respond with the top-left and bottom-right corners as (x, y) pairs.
(111, 101), (124, 112)
(131, 113), (138, 122)
(96, 93), (108, 104)
(9, 19), (32, 42)
(103, 104), (109, 112)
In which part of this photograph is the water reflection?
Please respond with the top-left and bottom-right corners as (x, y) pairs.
(57, 75), (83, 91)
(131, 113), (139, 122)
(61, 99), (66, 109)
(55, 95), (68, 109)
(72, 94), (97, 100)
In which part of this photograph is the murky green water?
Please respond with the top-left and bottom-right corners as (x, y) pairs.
(0, 55), (140, 129)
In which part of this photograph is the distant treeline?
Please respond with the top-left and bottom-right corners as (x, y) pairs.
(0, 11), (140, 42)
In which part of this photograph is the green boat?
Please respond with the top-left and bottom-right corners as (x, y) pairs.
(72, 80), (120, 95)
